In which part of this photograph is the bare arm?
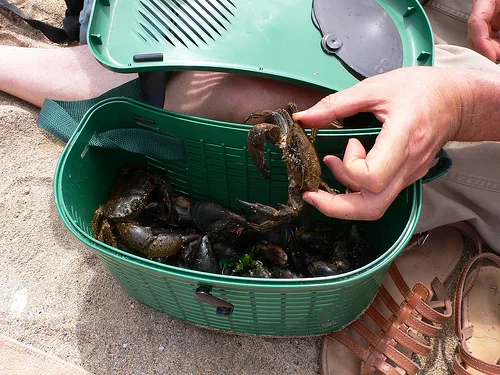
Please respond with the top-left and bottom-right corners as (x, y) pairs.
(455, 69), (500, 141)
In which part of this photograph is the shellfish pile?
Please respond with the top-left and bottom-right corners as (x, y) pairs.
(91, 164), (375, 278)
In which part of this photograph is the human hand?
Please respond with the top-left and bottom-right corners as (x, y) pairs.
(468, 0), (500, 62)
(292, 67), (467, 221)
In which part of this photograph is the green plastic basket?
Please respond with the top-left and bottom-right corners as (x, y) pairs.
(54, 97), (422, 336)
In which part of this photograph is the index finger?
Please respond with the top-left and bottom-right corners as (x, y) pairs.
(292, 80), (383, 128)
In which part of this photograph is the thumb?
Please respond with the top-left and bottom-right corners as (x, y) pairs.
(292, 81), (382, 128)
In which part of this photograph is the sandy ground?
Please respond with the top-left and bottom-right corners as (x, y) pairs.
(0, 2), (479, 375)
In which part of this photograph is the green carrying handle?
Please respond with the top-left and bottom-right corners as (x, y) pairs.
(37, 78), (185, 161)
(423, 148), (453, 183)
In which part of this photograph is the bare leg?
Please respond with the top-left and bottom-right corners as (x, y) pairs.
(0, 45), (328, 122)
(0, 45), (137, 107)
(164, 71), (330, 124)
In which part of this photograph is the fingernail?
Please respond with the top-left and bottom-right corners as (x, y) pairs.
(303, 191), (313, 204)
(292, 111), (305, 120)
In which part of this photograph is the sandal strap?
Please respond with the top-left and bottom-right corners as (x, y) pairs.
(454, 253), (500, 340)
(378, 272), (447, 337)
(348, 312), (423, 374)
(454, 345), (500, 375)
(330, 331), (400, 375)
(453, 353), (475, 375)
(388, 264), (452, 324)
(366, 305), (432, 357)
(331, 329), (413, 375)
(329, 255), (455, 375)
(453, 253), (500, 375)
(351, 319), (421, 374)
(411, 282), (451, 324)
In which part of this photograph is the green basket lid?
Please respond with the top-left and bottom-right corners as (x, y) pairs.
(88, 0), (434, 92)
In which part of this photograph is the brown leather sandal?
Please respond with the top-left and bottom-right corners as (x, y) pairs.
(453, 252), (500, 375)
(321, 223), (481, 375)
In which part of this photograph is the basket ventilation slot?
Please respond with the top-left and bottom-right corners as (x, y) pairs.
(138, 0), (236, 47)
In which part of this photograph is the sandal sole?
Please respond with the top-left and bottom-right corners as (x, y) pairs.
(462, 265), (500, 373)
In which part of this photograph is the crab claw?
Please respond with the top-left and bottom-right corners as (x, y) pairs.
(116, 222), (200, 259)
(247, 123), (281, 179)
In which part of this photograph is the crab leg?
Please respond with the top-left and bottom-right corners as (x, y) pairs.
(236, 199), (298, 232)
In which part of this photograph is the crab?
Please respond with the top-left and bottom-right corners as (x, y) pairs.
(91, 165), (249, 261)
(91, 164), (175, 250)
(237, 103), (338, 232)
(115, 222), (201, 259)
